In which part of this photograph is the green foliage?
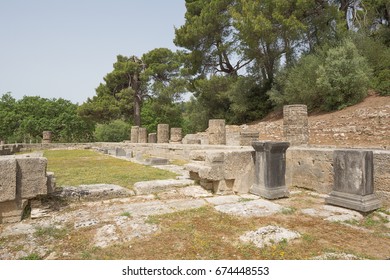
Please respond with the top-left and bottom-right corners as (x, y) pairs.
(270, 39), (372, 111)
(0, 94), (94, 143)
(94, 119), (131, 142)
(352, 33), (390, 96)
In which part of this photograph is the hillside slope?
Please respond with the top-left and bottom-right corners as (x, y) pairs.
(245, 94), (390, 149)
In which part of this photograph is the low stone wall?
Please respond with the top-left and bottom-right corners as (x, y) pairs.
(286, 147), (390, 203)
(0, 155), (55, 223)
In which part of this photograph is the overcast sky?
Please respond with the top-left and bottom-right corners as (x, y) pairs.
(0, 0), (186, 104)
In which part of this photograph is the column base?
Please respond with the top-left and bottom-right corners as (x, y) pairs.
(250, 184), (289, 200)
(325, 191), (382, 212)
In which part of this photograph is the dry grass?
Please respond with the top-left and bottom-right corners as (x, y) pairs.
(44, 149), (177, 189)
(36, 205), (389, 260)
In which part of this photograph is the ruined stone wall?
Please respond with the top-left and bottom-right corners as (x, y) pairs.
(0, 155), (54, 223)
(286, 147), (390, 204)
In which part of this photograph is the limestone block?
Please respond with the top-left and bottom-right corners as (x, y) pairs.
(170, 128), (182, 143)
(157, 124), (169, 143)
(115, 147), (127, 157)
(17, 157), (48, 199)
(240, 131), (259, 146)
(0, 158), (17, 202)
(46, 172), (56, 194)
(189, 150), (206, 161)
(326, 149), (381, 212)
(148, 133), (157, 143)
(42, 131), (52, 144)
(208, 119), (226, 145)
(0, 199), (29, 223)
(283, 105), (309, 146)
(130, 126), (139, 143)
(138, 128), (148, 143)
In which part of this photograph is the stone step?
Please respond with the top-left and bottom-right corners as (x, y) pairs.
(133, 179), (195, 195)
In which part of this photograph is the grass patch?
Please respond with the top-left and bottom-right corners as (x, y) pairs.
(19, 253), (43, 260)
(34, 226), (68, 239)
(44, 149), (177, 188)
(120, 212), (132, 218)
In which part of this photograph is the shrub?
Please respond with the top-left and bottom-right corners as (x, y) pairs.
(270, 39), (373, 111)
(94, 119), (131, 142)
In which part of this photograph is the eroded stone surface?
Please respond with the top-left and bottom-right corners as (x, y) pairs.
(240, 225), (301, 248)
(301, 205), (364, 222)
(215, 199), (284, 217)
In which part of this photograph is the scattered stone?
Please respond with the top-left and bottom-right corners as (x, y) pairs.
(133, 179), (195, 195)
(0, 223), (35, 237)
(240, 225), (301, 248)
(145, 157), (169, 166)
(215, 199), (283, 217)
(94, 224), (120, 248)
(74, 219), (99, 229)
(31, 208), (51, 219)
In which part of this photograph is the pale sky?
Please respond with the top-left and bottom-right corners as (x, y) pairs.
(0, 0), (186, 104)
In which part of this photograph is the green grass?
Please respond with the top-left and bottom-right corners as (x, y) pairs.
(44, 149), (177, 189)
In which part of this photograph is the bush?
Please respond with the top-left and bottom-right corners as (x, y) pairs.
(94, 120), (131, 142)
(270, 39), (372, 111)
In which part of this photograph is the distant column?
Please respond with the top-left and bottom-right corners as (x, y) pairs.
(138, 128), (147, 143)
(130, 126), (139, 143)
(157, 124), (169, 143)
(250, 141), (290, 199)
(170, 128), (182, 144)
(148, 133), (157, 143)
(42, 131), (52, 144)
(283, 105), (308, 146)
(208, 119), (226, 145)
(325, 149), (381, 212)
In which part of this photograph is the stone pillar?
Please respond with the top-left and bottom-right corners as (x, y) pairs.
(157, 124), (169, 143)
(170, 128), (182, 143)
(250, 141), (290, 199)
(0, 140), (4, 145)
(42, 131), (52, 144)
(283, 105), (308, 146)
(138, 128), (147, 143)
(208, 119), (226, 145)
(325, 149), (381, 212)
(148, 133), (157, 143)
(130, 126), (139, 143)
(240, 131), (260, 146)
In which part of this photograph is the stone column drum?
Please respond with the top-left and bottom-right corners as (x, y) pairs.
(130, 126), (139, 143)
(283, 105), (308, 146)
(148, 133), (157, 143)
(157, 124), (169, 143)
(170, 128), (182, 143)
(138, 128), (148, 143)
(250, 141), (290, 199)
(42, 131), (52, 144)
(325, 149), (381, 212)
(208, 119), (226, 145)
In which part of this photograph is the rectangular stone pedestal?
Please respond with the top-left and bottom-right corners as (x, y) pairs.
(325, 150), (381, 212)
(250, 141), (290, 199)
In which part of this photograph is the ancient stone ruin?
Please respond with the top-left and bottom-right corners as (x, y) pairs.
(0, 155), (55, 223)
(283, 104), (309, 146)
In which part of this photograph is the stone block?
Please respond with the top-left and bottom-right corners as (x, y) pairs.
(240, 131), (259, 146)
(250, 141), (290, 199)
(170, 127), (182, 143)
(0, 158), (17, 202)
(157, 124), (169, 143)
(130, 126), (139, 143)
(148, 133), (157, 143)
(0, 199), (29, 223)
(145, 157), (169, 166)
(326, 149), (381, 212)
(17, 157), (48, 199)
(42, 131), (52, 144)
(115, 147), (127, 157)
(138, 128), (148, 143)
(283, 105), (309, 146)
(46, 172), (56, 194)
(208, 119), (226, 145)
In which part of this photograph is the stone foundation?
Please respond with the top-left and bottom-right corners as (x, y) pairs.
(0, 155), (55, 223)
